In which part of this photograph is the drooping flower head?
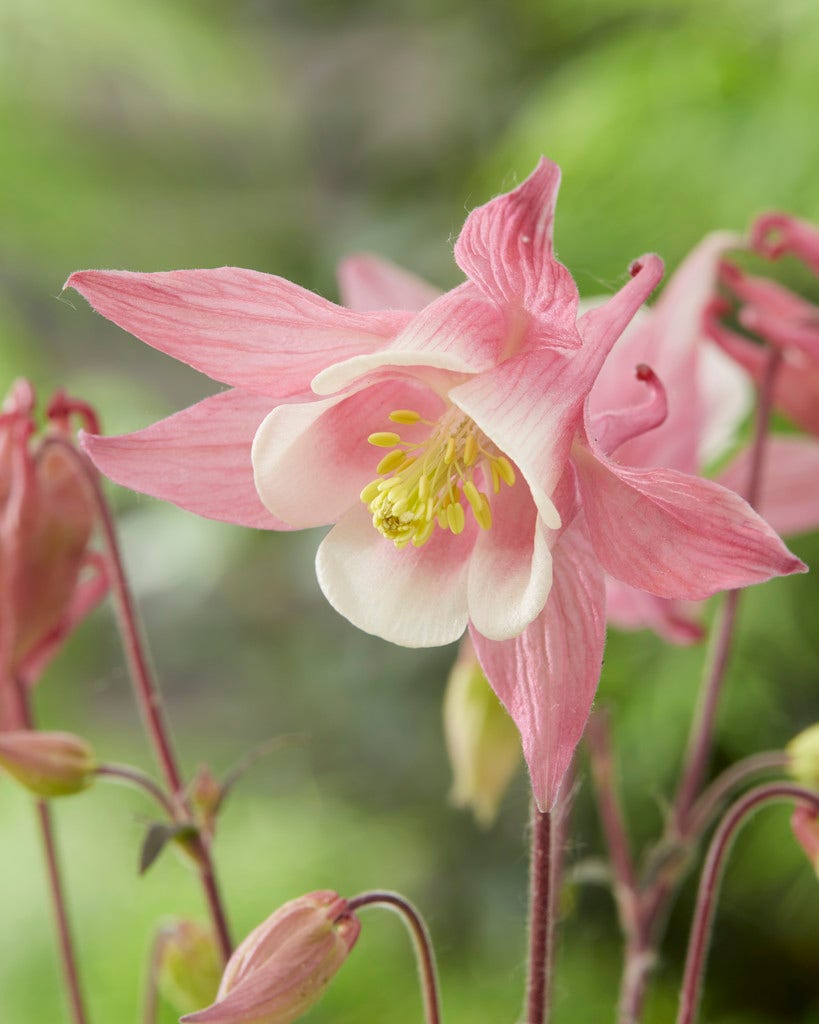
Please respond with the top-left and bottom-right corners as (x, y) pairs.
(66, 159), (804, 808)
(0, 381), (106, 728)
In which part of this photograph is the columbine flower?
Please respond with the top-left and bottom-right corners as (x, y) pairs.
(0, 381), (106, 728)
(67, 160), (804, 807)
(181, 891), (360, 1024)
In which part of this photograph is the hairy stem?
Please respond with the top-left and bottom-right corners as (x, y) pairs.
(347, 891), (441, 1024)
(677, 783), (819, 1024)
(526, 804), (553, 1024)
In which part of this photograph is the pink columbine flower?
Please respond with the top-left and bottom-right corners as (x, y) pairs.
(181, 891), (360, 1024)
(66, 160), (804, 808)
(0, 381), (106, 728)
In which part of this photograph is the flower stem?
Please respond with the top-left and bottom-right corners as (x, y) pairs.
(676, 783), (819, 1024)
(95, 763), (177, 818)
(44, 439), (234, 964)
(673, 347), (782, 831)
(347, 890), (441, 1024)
(525, 803), (553, 1024)
(11, 677), (89, 1024)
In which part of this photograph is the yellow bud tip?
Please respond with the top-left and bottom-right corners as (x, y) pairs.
(389, 409), (421, 424)
(368, 431), (402, 447)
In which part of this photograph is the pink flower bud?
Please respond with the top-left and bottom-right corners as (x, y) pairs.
(0, 381), (104, 726)
(444, 636), (521, 827)
(181, 891), (360, 1024)
(0, 730), (96, 797)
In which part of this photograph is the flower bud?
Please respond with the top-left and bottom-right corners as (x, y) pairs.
(0, 730), (96, 797)
(181, 891), (360, 1024)
(155, 919), (221, 1015)
(791, 807), (819, 879)
(443, 636), (521, 827)
(786, 724), (819, 789)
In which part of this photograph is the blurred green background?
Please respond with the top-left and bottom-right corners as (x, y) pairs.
(1, 0), (818, 1021)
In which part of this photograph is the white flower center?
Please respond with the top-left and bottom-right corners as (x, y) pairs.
(359, 407), (516, 549)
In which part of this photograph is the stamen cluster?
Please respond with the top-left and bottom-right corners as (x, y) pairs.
(359, 407), (515, 549)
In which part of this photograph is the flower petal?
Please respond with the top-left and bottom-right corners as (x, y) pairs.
(470, 515), (605, 810)
(605, 577), (704, 645)
(454, 158), (579, 326)
(718, 436), (819, 537)
(65, 268), (411, 398)
(751, 212), (819, 274)
(252, 379), (445, 529)
(82, 389), (285, 529)
(311, 282), (505, 395)
(315, 503), (474, 647)
(467, 476), (553, 641)
(573, 442), (806, 599)
(337, 254), (441, 312)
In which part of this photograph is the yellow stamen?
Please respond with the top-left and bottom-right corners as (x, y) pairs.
(463, 434), (478, 466)
(368, 431), (401, 447)
(444, 436), (456, 464)
(389, 409), (421, 424)
(495, 456), (516, 486)
(447, 501), (466, 535)
(377, 450), (407, 474)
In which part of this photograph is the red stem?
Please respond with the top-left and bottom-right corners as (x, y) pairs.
(11, 678), (89, 1024)
(676, 783), (819, 1024)
(43, 439), (234, 964)
(347, 890), (441, 1024)
(525, 805), (553, 1024)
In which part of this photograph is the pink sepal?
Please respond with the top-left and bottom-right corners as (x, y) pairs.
(65, 268), (412, 399)
(471, 515), (605, 810)
(573, 441), (806, 600)
(337, 254), (440, 312)
(82, 390), (289, 529)
(605, 577), (704, 645)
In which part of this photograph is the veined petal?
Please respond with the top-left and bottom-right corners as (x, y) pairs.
(573, 442), (806, 600)
(337, 254), (441, 312)
(605, 577), (704, 645)
(311, 283), (505, 395)
(589, 365), (667, 456)
(454, 158), (579, 326)
(718, 436), (819, 537)
(82, 390), (285, 529)
(316, 503), (474, 647)
(467, 476), (553, 641)
(65, 268), (411, 398)
(470, 515), (605, 811)
(252, 379), (445, 529)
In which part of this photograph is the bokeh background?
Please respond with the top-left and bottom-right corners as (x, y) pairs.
(1, 0), (818, 1021)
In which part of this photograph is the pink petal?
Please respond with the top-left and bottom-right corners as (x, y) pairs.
(337, 254), (441, 312)
(739, 304), (819, 362)
(454, 158), (579, 327)
(590, 365), (668, 456)
(466, 476), (554, 641)
(573, 443), (806, 599)
(751, 213), (819, 274)
(592, 235), (738, 473)
(82, 389), (285, 529)
(717, 436), (819, 537)
(470, 515), (605, 810)
(315, 503), (475, 647)
(252, 379), (445, 529)
(311, 283), (505, 395)
(696, 341), (753, 466)
(66, 268), (412, 398)
(605, 577), (704, 645)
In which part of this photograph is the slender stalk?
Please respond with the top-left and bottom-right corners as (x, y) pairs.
(686, 750), (788, 837)
(347, 890), (441, 1024)
(673, 348), (782, 830)
(42, 438), (234, 964)
(11, 677), (89, 1024)
(676, 783), (819, 1024)
(615, 347), (783, 1021)
(95, 763), (177, 818)
(525, 804), (553, 1024)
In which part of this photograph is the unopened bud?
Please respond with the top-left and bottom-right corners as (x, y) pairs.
(791, 807), (819, 879)
(155, 919), (221, 1015)
(0, 730), (96, 797)
(181, 891), (360, 1024)
(786, 724), (819, 789)
(443, 637), (521, 827)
